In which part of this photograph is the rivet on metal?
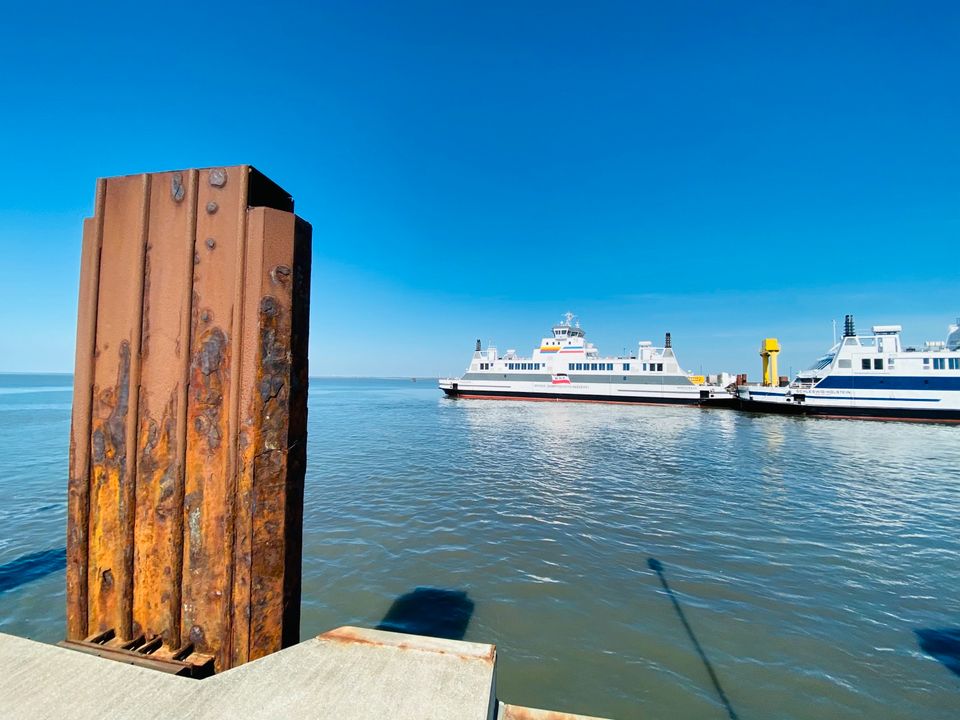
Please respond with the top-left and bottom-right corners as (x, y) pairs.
(271, 265), (291, 283)
(171, 173), (185, 202)
(208, 168), (227, 188)
(206, 201), (219, 214)
(260, 296), (279, 317)
(200, 310), (211, 323)
(206, 238), (216, 250)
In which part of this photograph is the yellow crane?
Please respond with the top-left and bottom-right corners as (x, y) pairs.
(760, 338), (781, 387)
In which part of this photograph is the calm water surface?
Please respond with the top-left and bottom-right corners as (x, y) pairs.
(1, 374), (958, 719)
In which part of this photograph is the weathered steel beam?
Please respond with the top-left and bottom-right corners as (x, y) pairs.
(66, 166), (311, 673)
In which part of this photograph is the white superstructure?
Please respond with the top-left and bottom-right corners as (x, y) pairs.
(439, 313), (734, 406)
(738, 315), (960, 422)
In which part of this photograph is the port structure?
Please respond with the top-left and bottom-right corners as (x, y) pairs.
(760, 338), (781, 387)
(64, 166), (312, 675)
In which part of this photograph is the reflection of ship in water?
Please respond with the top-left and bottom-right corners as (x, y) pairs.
(459, 392), (703, 449)
(440, 313), (735, 408)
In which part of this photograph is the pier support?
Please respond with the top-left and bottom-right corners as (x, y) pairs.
(65, 166), (311, 673)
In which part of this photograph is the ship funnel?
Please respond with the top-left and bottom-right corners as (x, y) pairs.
(843, 314), (856, 338)
(475, 339), (481, 352)
(664, 332), (672, 349)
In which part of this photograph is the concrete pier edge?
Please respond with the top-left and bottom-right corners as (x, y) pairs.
(0, 627), (611, 719)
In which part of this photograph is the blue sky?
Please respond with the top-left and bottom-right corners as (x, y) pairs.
(0, 2), (957, 377)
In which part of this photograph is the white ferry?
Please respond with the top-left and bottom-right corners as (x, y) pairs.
(439, 314), (734, 406)
(738, 315), (960, 423)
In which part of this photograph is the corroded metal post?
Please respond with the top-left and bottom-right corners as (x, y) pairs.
(65, 166), (311, 675)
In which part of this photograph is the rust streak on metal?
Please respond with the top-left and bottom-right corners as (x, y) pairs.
(172, 169), (199, 646)
(66, 178), (106, 640)
(242, 209), (295, 662)
(223, 166), (250, 668)
(319, 627), (496, 664)
(121, 173), (151, 639)
(132, 171), (197, 645)
(181, 166), (246, 670)
(87, 175), (149, 639)
(499, 706), (609, 720)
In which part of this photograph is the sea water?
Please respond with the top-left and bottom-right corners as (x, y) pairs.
(1, 375), (958, 719)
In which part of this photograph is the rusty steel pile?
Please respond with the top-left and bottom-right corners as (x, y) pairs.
(64, 166), (312, 675)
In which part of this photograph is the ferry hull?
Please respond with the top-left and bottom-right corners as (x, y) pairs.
(442, 386), (735, 408)
(737, 397), (960, 424)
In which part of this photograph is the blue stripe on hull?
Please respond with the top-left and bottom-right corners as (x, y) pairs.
(815, 375), (960, 391)
(748, 390), (939, 402)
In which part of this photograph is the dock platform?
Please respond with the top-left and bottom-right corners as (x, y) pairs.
(0, 627), (609, 719)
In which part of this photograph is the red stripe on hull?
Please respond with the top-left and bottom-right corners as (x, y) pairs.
(454, 393), (698, 408)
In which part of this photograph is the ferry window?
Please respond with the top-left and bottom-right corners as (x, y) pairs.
(656, 363), (663, 372)
(838, 359), (851, 369)
(568, 363), (573, 371)
(623, 363), (630, 371)
(950, 359), (960, 370)
(874, 359), (883, 370)
(933, 358), (945, 370)
(888, 358), (895, 368)
(591, 363), (598, 371)
(606, 363), (613, 370)
(923, 358), (930, 369)
(861, 359), (871, 370)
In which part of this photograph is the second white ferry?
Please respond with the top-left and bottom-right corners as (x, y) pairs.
(737, 315), (960, 422)
(439, 314), (734, 406)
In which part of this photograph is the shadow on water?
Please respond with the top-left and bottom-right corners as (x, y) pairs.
(648, 557), (739, 720)
(0, 547), (66, 595)
(375, 587), (475, 640)
(916, 628), (960, 678)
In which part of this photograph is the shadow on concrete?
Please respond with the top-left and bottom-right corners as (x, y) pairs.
(376, 587), (475, 641)
(0, 547), (66, 595)
(648, 557), (739, 720)
(916, 628), (960, 678)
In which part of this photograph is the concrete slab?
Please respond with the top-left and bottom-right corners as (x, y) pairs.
(1, 627), (610, 720)
(1, 627), (495, 720)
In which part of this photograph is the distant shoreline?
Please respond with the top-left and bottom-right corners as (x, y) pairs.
(0, 372), (438, 381)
